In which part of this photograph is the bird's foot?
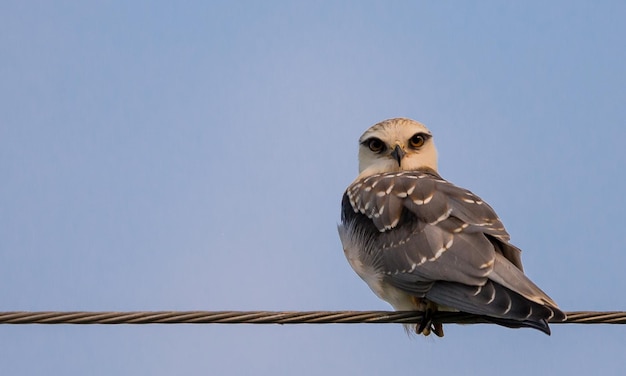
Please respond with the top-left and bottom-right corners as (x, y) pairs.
(414, 299), (444, 337)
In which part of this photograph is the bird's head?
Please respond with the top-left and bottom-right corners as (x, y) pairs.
(357, 118), (438, 177)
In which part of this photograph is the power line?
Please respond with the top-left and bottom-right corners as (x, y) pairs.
(0, 310), (624, 325)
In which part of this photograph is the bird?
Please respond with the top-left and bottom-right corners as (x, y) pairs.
(338, 118), (565, 337)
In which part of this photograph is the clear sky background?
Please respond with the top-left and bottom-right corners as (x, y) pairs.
(2, 1), (625, 375)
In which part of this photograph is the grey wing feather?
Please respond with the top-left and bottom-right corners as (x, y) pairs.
(425, 281), (555, 334)
(344, 171), (565, 324)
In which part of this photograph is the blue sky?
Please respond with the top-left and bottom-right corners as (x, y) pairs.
(2, 1), (625, 374)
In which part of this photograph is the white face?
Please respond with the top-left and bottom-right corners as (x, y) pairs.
(357, 118), (438, 176)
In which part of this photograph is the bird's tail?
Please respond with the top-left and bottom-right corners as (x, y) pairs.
(426, 280), (566, 335)
(480, 316), (551, 335)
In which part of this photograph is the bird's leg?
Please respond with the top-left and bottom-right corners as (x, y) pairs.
(413, 298), (444, 337)
(416, 307), (434, 336)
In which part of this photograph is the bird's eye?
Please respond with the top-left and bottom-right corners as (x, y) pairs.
(409, 133), (426, 148)
(367, 138), (385, 153)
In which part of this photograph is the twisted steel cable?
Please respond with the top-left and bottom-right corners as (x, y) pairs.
(0, 310), (624, 325)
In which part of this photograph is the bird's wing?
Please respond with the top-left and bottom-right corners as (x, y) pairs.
(342, 170), (565, 322)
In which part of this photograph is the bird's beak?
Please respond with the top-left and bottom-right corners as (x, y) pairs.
(390, 145), (405, 166)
